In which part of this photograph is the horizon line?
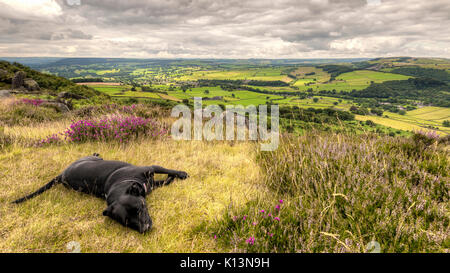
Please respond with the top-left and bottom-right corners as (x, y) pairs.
(1, 56), (448, 60)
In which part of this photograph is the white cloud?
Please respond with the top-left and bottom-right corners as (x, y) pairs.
(367, 0), (381, 6)
(0, 0), (62, 20)
(0, 0), (448, 58)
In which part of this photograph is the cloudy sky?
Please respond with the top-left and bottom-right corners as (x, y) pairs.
(0, 0), (448, 58)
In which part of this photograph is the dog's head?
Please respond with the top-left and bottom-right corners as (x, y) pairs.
(103, 183), (152, 233)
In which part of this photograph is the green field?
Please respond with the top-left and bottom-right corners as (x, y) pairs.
(90, 84), (285, 106)
(175, 67), (292, 82)
(89, 80), (449, 135)
(293, 70), (411, 92)
(292, 67), (330, 86)
(50, 57), (450, 136)
(356, 106), (450, 135)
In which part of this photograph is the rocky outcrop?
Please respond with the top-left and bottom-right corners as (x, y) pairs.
(10, 71), (41, 92)
(40, 102), (70, 113)
(23, 78), (40, 91)
(58, 91), (86, 100)
(12, 71), (26, 89)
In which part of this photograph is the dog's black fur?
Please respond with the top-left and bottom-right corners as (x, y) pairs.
(12, 153), (188, 233)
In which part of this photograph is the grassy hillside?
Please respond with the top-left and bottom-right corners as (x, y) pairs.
(0, 96), (448, 253)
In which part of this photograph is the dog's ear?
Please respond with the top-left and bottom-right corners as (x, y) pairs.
(102, 203), (127, 225)
(126, 182), (145, 197)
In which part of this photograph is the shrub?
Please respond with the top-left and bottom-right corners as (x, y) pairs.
(350, 106), (369, 115)
(72, 103), (168, 119)
(0, 101), (62, 126)
(365, 120), (376, 127)
(411, 130), (440, 148)
(18, 98), (46, 107)
(370, 108), (383, 116)
(38, 133), (63, 146)
(63, 115), (168, 143)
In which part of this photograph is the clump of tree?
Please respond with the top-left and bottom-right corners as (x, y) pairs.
(279, 106), (355, 124)
(318, 64), (354, 80)
(350, 105), (369, 115)
(197, 79), (289, 88)
(391, 67), (450, 83)
(370, 108), (384, 116)
(71, 78), (104, 83)
(349, 78), (450, 107)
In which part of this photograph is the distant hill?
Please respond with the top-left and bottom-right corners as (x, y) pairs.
(13, 57), (371, 69)
(0, 57), (63, 67)
(361, 57), (450, 71)
(0, 60), (108, 101)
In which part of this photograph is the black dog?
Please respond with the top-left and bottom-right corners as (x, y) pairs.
(12, 153), (188, 233)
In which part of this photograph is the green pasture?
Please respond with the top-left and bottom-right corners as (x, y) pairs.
(165, 86), (284, 106)
(291, 70), (411, 92)
(175, 67), (292, 82)
(356, 106), (450, 135)
(291, 67), (331, 86)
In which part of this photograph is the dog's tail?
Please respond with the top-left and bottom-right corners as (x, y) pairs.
(12, 175), (62, 204)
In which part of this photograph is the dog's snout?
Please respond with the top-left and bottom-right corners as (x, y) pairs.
(140, 223), (151, 233)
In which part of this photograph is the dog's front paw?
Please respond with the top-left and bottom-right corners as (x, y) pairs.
(177, 171), (189, 180)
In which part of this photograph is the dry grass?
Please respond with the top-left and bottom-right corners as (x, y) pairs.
(0, 123), (264, 252)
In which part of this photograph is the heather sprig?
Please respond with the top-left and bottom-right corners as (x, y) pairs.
(63, 115), (168, 143)
(38, 114), (168, 145)
(38, 133), (62, 146)
(17, 98), (46, 107)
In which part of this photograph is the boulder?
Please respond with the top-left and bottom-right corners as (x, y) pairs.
(23, 78), (40, 91)
(12, 71), (26, 89)
(56, 98), (73, 110)
(57, 91), (86, 100)
(41, 102), (70, 113)
(0, 90), (11, 98)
